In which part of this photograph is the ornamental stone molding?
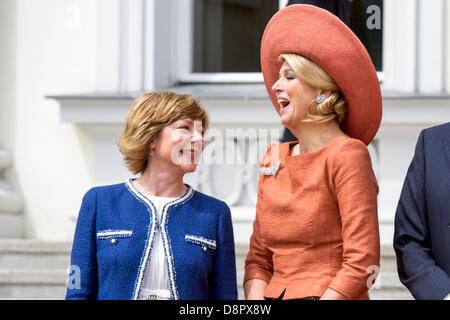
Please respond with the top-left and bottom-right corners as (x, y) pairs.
(0, 148), (23, 215)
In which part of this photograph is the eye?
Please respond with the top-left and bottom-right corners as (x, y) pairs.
(286, 74), (295, 80)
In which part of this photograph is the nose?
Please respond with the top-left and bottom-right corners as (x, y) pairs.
(191, 125), (204, 146)
(271, 78), (282, 93)
(191, 131), (204, 152)
(191, 130), (203, 143)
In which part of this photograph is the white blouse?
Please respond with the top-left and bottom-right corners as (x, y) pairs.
(140, 194), (176, 300)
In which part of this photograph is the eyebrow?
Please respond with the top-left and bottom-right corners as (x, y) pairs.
(278, 67), (293, 78)
(179, 119), (194, 125)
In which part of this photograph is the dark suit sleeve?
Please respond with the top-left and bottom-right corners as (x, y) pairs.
(393, 130), (450, 300)
(66, 188), (98, 300)
(209, 203), (238, 300)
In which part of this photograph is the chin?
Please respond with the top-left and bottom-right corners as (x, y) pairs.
(280, 113), (293, 127)
(181, 164), (198, 174)
(183, 165), (197, 173)
(280, 110), (306, 130)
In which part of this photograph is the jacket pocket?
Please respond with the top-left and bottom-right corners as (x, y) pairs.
(185, 234), (217, 250)
(96, 229), (133, 240)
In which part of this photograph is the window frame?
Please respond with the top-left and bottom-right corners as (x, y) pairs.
(94, 0), (449, 92)
(172, 0), (385, 84)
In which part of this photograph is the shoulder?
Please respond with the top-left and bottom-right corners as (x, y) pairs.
(422, 122), (450, 137)
(329, 138), (378, 190)
(83, 182), (128, 201)
(191, 189), (230, 210)
(91, 182), (127, 193)
(334, 137), (368, 151)
(421, 122), (450, 146)
(329, 137), (373, 170)
(331, 137), (370, 156)
(191, 189), (230, 215)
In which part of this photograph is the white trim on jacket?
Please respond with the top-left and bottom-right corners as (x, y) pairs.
(125, 179), (194, 300)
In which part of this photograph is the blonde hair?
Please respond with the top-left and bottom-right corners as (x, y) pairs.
(279, 53), (347, 124)
(117, 91), (209, 175)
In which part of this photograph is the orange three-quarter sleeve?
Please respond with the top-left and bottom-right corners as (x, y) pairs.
(327, 139), (380, 299)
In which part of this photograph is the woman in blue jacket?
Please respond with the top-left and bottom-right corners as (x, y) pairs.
(66, 91), (237, 300)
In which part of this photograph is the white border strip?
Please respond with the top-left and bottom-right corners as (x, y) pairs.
(97, 230), (133, 239)
(126, 179), (193, 300)
(126, 179), (157, 300)
(185, 235), (217, 249)
(160, 187), (194, 300)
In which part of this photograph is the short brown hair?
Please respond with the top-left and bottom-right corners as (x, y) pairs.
(117, 91), (209, 175)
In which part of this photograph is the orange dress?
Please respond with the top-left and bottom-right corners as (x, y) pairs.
(244, 137), (380, 300)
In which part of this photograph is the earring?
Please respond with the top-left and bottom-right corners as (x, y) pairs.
(149, 150), (154, 157)
(315, 95), (327, 104)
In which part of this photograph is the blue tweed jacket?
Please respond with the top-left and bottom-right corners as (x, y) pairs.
(394, 123), (450, 300)
(66, 179), (237, 300)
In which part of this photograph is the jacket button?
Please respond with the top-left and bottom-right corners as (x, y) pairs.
(202, 246), (207, 252)
(110, 238), (118, 245)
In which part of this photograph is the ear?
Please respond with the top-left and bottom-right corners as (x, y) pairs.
(149, 138), (157, 152)
(149, 130), (162, 151)
(149, 140), (156, 152)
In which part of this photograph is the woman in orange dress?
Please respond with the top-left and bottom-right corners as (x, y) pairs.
(244, 4), (382, 300)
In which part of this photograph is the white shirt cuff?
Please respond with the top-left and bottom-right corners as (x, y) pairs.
(444, 293), (450, 300)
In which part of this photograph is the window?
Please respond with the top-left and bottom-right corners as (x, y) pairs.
(192, 0), (278, 73)
(176, 0), (383, 83)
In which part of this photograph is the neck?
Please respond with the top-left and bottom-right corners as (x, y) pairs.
(290, 120), (347, 154)
(133, 158), (187, 198)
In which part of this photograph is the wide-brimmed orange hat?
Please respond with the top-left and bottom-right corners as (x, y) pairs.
(261, 4), (382, 145)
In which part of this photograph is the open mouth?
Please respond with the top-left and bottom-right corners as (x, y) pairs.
(277, 98), (291, 113)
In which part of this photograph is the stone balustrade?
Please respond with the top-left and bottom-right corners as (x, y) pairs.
(48, 88), (450, 245)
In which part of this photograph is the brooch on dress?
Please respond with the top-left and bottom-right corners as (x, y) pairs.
(259, 159), (281, 179)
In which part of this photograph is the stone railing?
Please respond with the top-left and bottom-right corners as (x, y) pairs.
(49, 87), (450, 245)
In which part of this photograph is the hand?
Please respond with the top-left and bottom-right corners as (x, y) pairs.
(320, 288), (347, 300)
(244, 279), (268, 300)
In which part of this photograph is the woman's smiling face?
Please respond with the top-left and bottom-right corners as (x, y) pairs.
(271, 60), (320, 129)
(151, 118), (205, 174)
